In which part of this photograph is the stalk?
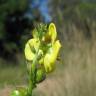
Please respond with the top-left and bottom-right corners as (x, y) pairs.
(27, 46), (40, 96)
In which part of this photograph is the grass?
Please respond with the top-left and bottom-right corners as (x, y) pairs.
(0, 24), (96, 96)
(0, 56), (27, 89)
(33, 24), (96, 96)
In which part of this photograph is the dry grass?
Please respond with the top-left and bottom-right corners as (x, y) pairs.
(33, 24), (96, 96)
(1, 24), (96, 96)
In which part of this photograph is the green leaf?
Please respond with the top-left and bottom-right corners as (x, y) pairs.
(36, 68), (46, 83)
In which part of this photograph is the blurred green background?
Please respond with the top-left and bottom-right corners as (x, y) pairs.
(0, 0), (96, 96)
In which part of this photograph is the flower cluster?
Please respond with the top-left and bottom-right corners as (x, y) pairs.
(25, 23), (61, 73)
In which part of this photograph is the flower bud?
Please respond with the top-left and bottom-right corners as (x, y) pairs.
(36, 68), (46, 83)
(11, 90), (20, 96)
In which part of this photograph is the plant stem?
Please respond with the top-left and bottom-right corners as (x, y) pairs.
(27, 48), (39, 96)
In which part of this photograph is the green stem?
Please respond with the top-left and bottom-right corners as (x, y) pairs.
(27, 48), (39, 96)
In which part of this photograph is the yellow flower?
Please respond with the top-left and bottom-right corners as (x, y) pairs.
(43, 23), (61, 73)
(24, 23), (61, 73)
(24, 38), (40, 61)
(24, 38), (44, 73)
(44, 40), (61, 73)
(43, 23), (57, 44)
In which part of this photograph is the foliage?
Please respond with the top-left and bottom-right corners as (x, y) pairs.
(0, 0), (29, 61)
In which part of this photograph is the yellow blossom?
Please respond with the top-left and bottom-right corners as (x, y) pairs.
(43, 23), (57, 44)
(42, 23), (61, 72)
(24, 23), (61, 73)
(44, 40), (61, 72)
(24, 38), (40, 61)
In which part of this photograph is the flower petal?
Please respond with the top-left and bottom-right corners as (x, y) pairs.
(48, 23), (57, 44)
(43, 23), (57, 44)
(44, 40), (61, 73)
(24, 39), (39, 61)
